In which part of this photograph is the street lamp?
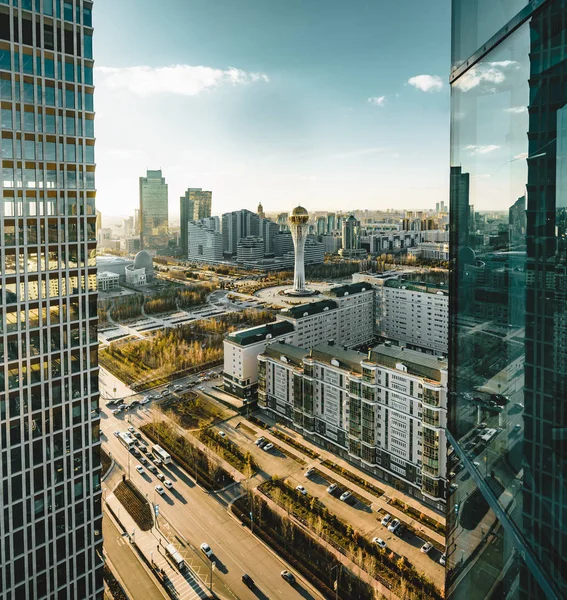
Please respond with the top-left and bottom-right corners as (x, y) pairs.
(210, 561), (216, 592)
(330, 564), (341, 600)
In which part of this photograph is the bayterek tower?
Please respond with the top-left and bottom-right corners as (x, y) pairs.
(286, 205), (316, 296)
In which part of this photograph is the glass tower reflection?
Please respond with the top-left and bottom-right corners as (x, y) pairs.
(448, 1), (567, 599)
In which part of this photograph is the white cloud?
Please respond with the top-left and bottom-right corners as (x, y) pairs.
(504, 106), (528, 114)
(407, 75), (443, 92)
(465, 144), (500, 155)
(95, 64), (269, 97)
(455, 60), (520, 92)
(368, 95), (386, 107)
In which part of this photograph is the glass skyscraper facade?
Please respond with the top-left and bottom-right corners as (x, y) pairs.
(139, 168), (168, 250)
(0, 0), (102, 598)
(448, 1), (567, 599)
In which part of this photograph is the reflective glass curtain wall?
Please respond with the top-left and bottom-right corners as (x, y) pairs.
(0, 1), (102, 598)
(448, 1), (567, 599)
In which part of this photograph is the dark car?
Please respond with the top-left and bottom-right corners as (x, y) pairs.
(281, 570), (295, 584)
(139, 445), (147, 453)
(242, 574), (255, 588)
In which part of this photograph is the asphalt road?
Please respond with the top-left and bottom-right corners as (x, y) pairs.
(103, 512), (167, 600)
(101, 408), (323, 600)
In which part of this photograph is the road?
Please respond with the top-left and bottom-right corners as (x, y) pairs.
(103, 512), (167, 600)
(101, 407), (324, 600)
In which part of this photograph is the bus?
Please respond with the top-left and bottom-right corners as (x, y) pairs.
(152, 444), (172, 464)
(118, 432), (135, 449)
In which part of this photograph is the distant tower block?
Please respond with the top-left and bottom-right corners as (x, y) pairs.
(286, 205), (317, 296)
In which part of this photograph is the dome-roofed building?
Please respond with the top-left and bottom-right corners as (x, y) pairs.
(126, 250), (154, 286)
(133, 250), (153, 273)
(290, 205), (309, 224)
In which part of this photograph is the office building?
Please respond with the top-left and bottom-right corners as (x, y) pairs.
(258, 342), (448, 508)
(321, 232), (342, 254)
(341, 215), (361, 257)
(448, 2), (567, 599)
(187, 219), (223, 263)
(327, 212), (336, 233)
(0, 2), (103, 599)
(449, 166), (469, 250)
(257, 202), (265, 219)
(259, 218), (280, 255)
(139, 169), (168, 249)
(236, 236), (265, 266)
(316, 216), (326, 235)
(277, 212), (289, 230)
(222, 209), (260, 258)
(180, 188), (212, 254)
(224, 282), (374, 398)
(97, 271), (120, 292)
(273, 231), (294, 256)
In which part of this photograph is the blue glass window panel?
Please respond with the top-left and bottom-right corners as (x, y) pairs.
(22, 54), (33, 75)
(43, 0), (52, 16)
(57, 59), (62, 80)
(66, 170), (76, 188)
(63, 2), (72, 21)
(45, 58), (54, 79)
(57, 114), (63, 132)
(77, 144), (83, 162)
(65, 89), (74, 109)
(76, 90), (82, 110)
(84, 66), (93, 86)
(76, 118), (82, 136)
(37, 112), (42, 133)
(36, 56), (41, 76)
(23, 112), (34, 132)
(13, 52), (19, 71)
(45, 141), (56, 160)
(1, 138), (13, 158)
(65, 116), (75, 135)
(66, 143), (75, 162)
(85, 145), (94, 164)
(84, 34), (93, 59)
(64, 62), (74, 82)
(83, 8), (92, 27)
(23, 82), (34, 103)
(44, 86), (55, 106)
(85, 120), (94, 138)
(56, 0), (60, 18)
(24, 139), (35, 159)
(45, 113), (55, 133)
(0, 49), (10, 71)
(36, 84), (42, 103)
(21, 0), (32, 10)
(85, 93), (93, 112)
(58, 141), (63, 160)
(1, 108), (13, 129)
(0, 79), (12, 101)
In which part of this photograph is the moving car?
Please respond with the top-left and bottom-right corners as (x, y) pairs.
(157, 473), (165, 482)
(381, 514), (392, 527)
(304, 467), (315, 478)
(139, 445), (147, 453)
(326, 483), (338, 494)
(372, 537), (387, 550)
(200, 543), (213, 558)
(113, 431), (120, 437)
(155, 485), (165, 495)
(421, 542), (433, 554)
(242, 573), (255, 589)
(148, 465), (158, 474)
(164, 480), (173, 489)
(388, 519), (400, 533)
(296, 485), (307, 496)
(263, 443), (274, 452)
(281, 570), (295, 584)
(139, 457), (147, 465)
(135, 465), (144, 474)
(340, 491), (352, 502)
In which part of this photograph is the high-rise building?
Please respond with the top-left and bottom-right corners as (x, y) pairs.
(316, 215), (326, 235)
(259, 218), (280, 255)
(327, 212), (336, 233)
(0, 2), (103, 599)
(139, 169), (168, 249)
(257, 202), (265, 219)
(288, 205), (310, 294)
(277, 212), (289, 231)
(448, 2), (567, 599)
(179, 188), (212, 255)
(187, 219), (223, 263)
(221, 209), (260, 257)
(236, 236), (265, 266)
(342, 215), (361, 253)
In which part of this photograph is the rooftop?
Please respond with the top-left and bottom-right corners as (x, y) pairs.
(280, 299), (338, 319)
(325, 282), (372, 297)
(370, 343), (447, 380)
(310, 342), (366, 374)
(383, 278), (448, 296)
(263, 342), (309, 366)
(226, 320), (295, 346)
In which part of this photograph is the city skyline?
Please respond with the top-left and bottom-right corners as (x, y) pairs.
(94, 0), (450, 218)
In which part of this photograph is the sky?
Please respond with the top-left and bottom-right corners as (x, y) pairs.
(93, 0), (450, 219)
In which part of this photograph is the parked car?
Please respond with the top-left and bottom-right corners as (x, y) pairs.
(340, 491), (352, 502)
(296, 485), (307, 496)
(304, 467), (315, 478)
(263, 443), (274, 452)
(421, 542), (433, 554)
(155, 485), (165, 496)
(449, 483), (459, 492)
(218, 431), (226, 438)
(372, 537), (387, 550)
(254, 437), (265, 446)
(135, 465), (144, 474)
(381, 514), (392, 527)
(148, 465), (158, 474)
(281, 570), (295, 584)
(128, 426), (135, 433)
(139, 457), (147, 465)
(326, 483), (338, 494)
(162, 390), (170, 396)
(200, 543), (213, 558)
(157, 473), (165, 482)
(139, 445), (147, 453)
(388, 519), (400, 533)
(439, 553), (446, 566)
(164, 480), (173, 489)
(242, 573), (255, 589)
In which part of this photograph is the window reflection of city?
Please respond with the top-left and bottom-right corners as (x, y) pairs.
(448, 3), (567, 599)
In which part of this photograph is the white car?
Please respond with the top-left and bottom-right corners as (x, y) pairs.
(135, 465), (144, 474)
(449, 483), (459, 492)
(113, 431), (120, 437)
(439, 553), (446, 566)
(381, 514), (392, 527)
(304, 467), (315, 478)
(296, 485), (307, 496)
(155, 485), (165, 496)
(200, 543), (213, 558)
(340, 491), (352, 502)
(128, 426), (135, 433)
(421, 542), (433, 554)
(372, 537), (387, 550)
(326, 483), (338, 494)
(162, 390), (170, 396)
(218, 431), (226, 438)
(254, 437), (264, 446)
(164, 479), (173, 489)
(388, 519), (400, 533)
(263, 443), (274, 452)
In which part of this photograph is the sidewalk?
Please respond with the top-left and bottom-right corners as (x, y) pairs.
(106, 492), (210, 600)
(248, 415), (446, 546)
